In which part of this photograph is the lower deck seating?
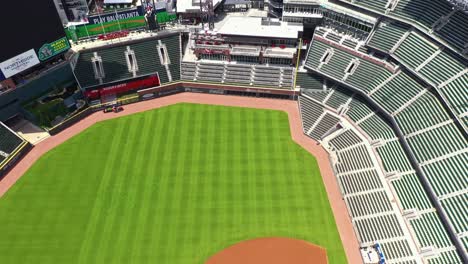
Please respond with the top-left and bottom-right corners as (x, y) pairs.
(329, 129), (362, 149)
(308, 113), (340, 140)
(298, 71), (465, 263)
(338, 169), (383, 194)
(346, 191), (393, 218)
(335, 145), (374, 174)
(0, 123), (24, 164)
(376, 139), (413, 173)
(325, 86), (353, 111)
(354, 214), (404, 243)
(298, 96), (324, 133)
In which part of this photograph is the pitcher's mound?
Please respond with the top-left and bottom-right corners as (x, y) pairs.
(205, 237), (328, 264)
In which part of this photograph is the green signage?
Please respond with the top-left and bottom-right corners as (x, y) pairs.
(38, 37), (71, 61)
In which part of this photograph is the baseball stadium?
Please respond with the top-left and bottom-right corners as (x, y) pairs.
(0, 0), (467, 263)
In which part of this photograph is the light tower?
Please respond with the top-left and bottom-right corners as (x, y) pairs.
(199, 0), (215, 30)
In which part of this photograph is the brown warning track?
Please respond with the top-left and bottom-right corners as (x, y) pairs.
(0, 93), (361, 263)
(205, 237), (328, 264)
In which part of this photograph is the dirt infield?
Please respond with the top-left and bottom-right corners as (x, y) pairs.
(205, 237), (328, 264)
(0, 93), (361, 263)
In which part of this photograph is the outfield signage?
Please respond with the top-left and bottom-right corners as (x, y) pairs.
(38, 37), (71, 61)
(88, 9), (141, 24)
(0, 49), (40, 78)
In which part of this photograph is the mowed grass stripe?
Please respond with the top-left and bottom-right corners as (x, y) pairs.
(0, 103), (346, 264)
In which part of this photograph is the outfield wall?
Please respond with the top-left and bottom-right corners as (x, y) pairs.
(48, 82), (297, 135)
(0, 62), (76, 122)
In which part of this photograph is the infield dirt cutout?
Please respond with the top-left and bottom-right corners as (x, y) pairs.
(205, 237), (328, 264)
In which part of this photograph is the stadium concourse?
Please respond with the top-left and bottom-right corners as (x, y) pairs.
(0, 0), (467, 263)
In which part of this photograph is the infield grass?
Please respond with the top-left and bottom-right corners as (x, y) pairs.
(0, 103), (346, 264)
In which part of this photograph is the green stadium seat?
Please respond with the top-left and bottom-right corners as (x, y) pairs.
(391, 173), (433, 211)
(367, 21), (409, 53)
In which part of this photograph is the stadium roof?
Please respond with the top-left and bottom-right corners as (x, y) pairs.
(217, 17), (303, 39)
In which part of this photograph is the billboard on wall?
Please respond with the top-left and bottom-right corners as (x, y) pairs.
(87, 9), (141, 24)
(0, 49), (40, 79)
(38, 37), (71, 61)
(0, 1), (67, 63)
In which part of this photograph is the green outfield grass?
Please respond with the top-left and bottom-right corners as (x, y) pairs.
(0, 103), (346, 264)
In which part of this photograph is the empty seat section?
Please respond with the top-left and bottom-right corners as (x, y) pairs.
(395, 93), (451, 134)
(338, 169), (383, 194)
(437, 10), (468, 51)
(132, 39), (168, 81)
(394, 33), (438, 69)
(73, 52), (99, 87)
(359, 114), (396, 140)
(354, 214), (404, 243)
(439, 74), (468, 116)
(410, 212), (453, 248)
(342, 39), (357, 50)
(346, 59), (393, 93)
(296, 72), (324, 90)
(346, 96), (374, 122)
(325, 86), (353, 110)
(301, 89), (330, 103)
(376, 139), (413, 173)
(354, 0), (388, 13)
(329, 129), (362, 150)
(407, 122), (467, 162)
(367, 21), (409, 52)
(421, 152), (468, 196)
(320, 47), (353, 80)
(391, 0), (452, 30)
(99, 47), (133, 84)
(346, 191), (393, 218)
(298, 96), (324, 133)
(419, 50), (466, 85)
(309, 113), (340, 140)
(372, 72), (425, 113)
(162, 35), (180, 81)
(428, 250), (462, 264)
(335, 145), (374, 174)
(326, 32), (342, 42)
(380, 240), (415, 260)
(0, 124), (23, 164)
(391, 173), (433, 211)
(305, 40), (328, 69)
(441, 193), (468, 234)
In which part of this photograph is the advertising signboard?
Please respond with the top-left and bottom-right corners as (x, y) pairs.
(88, 9), (141, 24)
(38, 37), (71, 61)
(0, 49), (40, 79)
